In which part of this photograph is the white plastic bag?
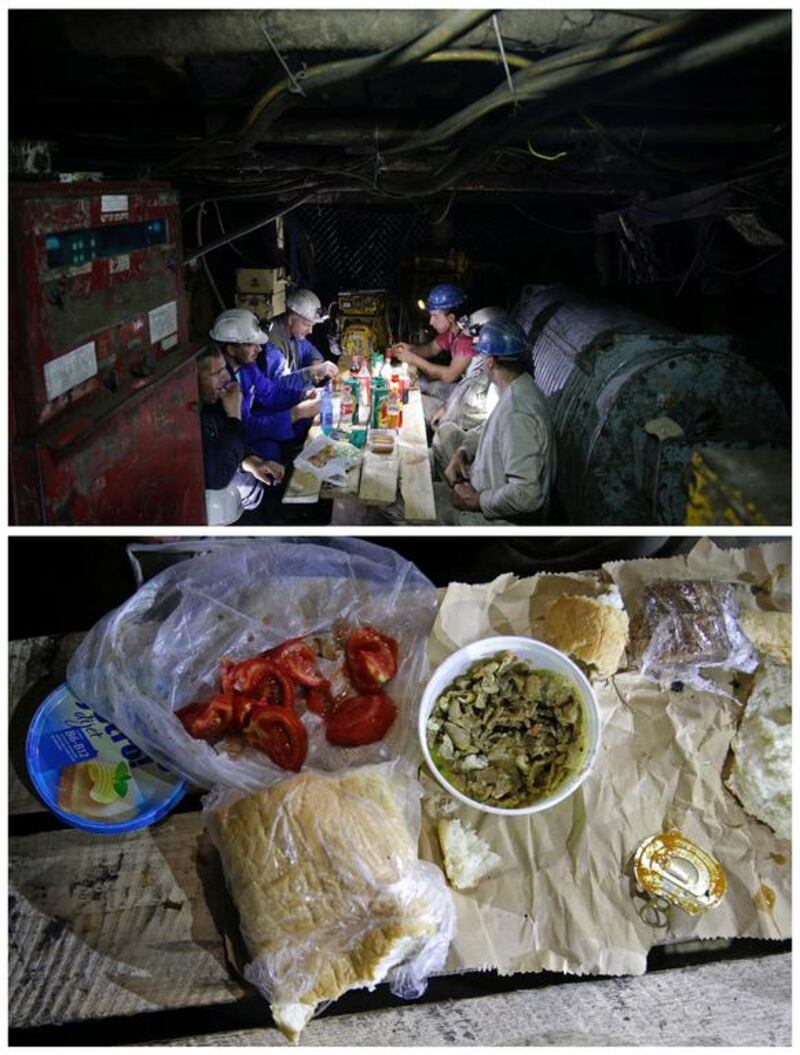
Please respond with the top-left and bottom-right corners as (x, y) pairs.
(204, 761), (456, 1043)
(293, 434), (361, 486)
(67, 539), (438, 791)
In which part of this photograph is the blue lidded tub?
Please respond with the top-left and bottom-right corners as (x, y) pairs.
(26, 683), (187, 835)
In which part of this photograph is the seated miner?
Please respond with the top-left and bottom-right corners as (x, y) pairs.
(209, 309), (320, 463)
(258, 287), (338, 381)
(196, 346), (284, 526)
(433, 317), (556, 525)
(430, 305), (508, 480)
(389, 283), (474, 420)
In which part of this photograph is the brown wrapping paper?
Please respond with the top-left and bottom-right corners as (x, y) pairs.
(419, 540), (791, 978)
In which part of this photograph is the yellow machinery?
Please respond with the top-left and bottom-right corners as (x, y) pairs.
(685, 446), (791, 526)
(336, 289), (390, 370)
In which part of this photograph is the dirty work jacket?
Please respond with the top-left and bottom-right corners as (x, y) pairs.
(461, 373), (556, 520)
(227, 360), (305, 461)
(200, 402), (262, 510)
(258, 317), (324, 375)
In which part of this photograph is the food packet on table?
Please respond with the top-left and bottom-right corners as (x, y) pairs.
(629, 579), (758, 688)
(67, 539), (437, 792)
(293, 434), (362, 486)
(204, 762), (456, 1044)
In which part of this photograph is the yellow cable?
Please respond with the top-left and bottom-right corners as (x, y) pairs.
(242, 49), (534, 134)
(527, 139), (567, 161)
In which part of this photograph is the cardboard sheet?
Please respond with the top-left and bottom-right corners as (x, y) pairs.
(418, 540), (791, 977)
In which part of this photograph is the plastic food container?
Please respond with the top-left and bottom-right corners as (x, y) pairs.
(368, 428), (396, 454)
(26, 683), (187, 835)
(418, 635), (601, 816)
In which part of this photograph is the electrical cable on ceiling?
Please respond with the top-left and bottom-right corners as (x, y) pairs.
(527, 138), (567, 161)
(707, 246), (787, 276)
(431, 190), (457, 226)
(492, 13), (517, 104)
(196, 202), (226, 309)
(258, 17), (307, 96)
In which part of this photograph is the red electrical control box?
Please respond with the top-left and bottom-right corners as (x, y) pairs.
(9, 180), (207, 525)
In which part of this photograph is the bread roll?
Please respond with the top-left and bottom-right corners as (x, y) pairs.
(542, 594), (629, 678)
(208, 770), (443, 1043)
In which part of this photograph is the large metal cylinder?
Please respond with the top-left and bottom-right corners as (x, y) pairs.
(514, 284), (789, 525)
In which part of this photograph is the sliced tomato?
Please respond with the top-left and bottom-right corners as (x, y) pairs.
(244, 705), (308, 771)
(305, 682), (335, 717)
(224, 657), (294, 708)
(176, 693), (233, 741)
(345, 626), (399, 692)
(220, 656), (237, 695)
(232, 692), (264, 732)
(325, 693), (397, 747)
(267, 638), (327, 688)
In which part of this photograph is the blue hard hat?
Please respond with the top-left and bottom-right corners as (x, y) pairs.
(476, 317), (528, 359)
(425, 283), (466, 313)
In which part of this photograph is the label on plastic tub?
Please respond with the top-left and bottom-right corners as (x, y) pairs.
(26, 684), (186, 835)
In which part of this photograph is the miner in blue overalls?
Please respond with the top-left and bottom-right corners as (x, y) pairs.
(209, 309), (323, 463)
(257, 289), (338, 444)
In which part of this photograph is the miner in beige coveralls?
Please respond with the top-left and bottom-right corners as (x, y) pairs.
(434, 317), (556, 526)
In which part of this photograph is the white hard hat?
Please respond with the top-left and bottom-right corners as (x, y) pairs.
(286, 288), (329, 324)
(205, 486), (243, 526)
(466, 306), (508, 337)
(209, 308), (269, 344)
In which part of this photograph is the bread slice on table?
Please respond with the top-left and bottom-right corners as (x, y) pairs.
(437, 818), (502, 891)
(541, 593), (629, 678)
(725, 660), (791, 840)
(208, 770), (441, 1043)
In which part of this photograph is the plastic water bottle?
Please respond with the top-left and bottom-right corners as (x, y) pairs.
(320, 383), (334, 435)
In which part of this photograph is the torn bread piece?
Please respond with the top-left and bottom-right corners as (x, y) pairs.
(437, 818), (502, 890)
(738, 609), (791, 666)
(541, 593), (629, 678)
(725, 660), (791, 840)
(208, 770), (447, 1044)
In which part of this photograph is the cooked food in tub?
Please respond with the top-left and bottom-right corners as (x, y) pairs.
(426, 651), (586, 809)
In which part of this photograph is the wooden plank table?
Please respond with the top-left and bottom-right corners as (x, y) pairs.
(282, 389), (436, 522)
(8, 634), (791, 1047)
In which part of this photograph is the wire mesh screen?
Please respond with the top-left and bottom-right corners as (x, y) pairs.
(291, 205), (431, 289)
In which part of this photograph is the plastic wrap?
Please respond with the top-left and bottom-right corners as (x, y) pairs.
(630, 579), (758, 685)
(67, 538), (438, 791)
(293, 434), (362, 486)
(204, 762), (456, 1043)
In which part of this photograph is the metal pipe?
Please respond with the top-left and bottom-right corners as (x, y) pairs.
(183, 193), (313, 265)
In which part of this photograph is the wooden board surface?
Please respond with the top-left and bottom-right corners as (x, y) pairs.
(357, 448), (400, 505)
(399, 443), (437, 522)
(158, 953), (791, 1047)
(9, 813), (247, 1029)
(399, 388), (428, 446)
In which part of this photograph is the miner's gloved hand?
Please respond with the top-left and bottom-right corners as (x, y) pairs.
(444, 447), (470, 488)
(242, 456), (284, 486)
(451, 481), (481, 511)
(219, 381), (243, 420)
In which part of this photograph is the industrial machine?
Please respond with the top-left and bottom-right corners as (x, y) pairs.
(516, 284), (790, 526)
(9, 181), (206, 525)
(335, 289), (390, 369)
